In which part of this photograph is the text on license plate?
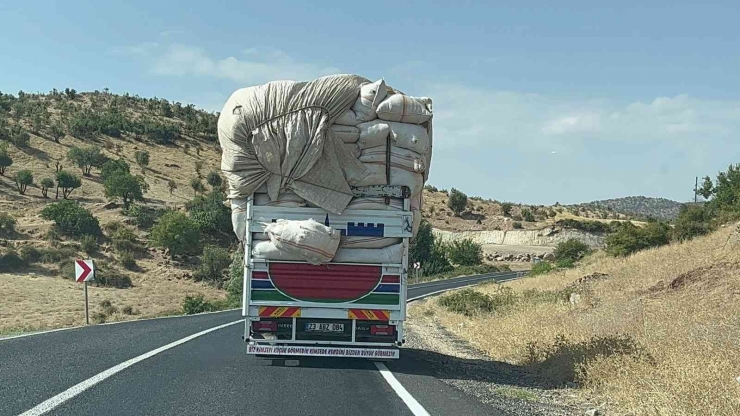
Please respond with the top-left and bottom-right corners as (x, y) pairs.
(305, 323), (344, 332)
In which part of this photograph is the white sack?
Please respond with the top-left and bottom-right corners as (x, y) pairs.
(264, 219), (340, 265)
(254, 192), (306, 207)
(359, 146), (426, 174)
(376, 95), (433, 124)
(333, 243), (404, 264)
(334, 109), (363, 126)
(339, 236), (401, 249)
(331, 125), (360, 143)
(357, 121), (430, 156)
(345, 197), (404, 211)
(353, 164), (424, 196)
(350, 79), (387, 122)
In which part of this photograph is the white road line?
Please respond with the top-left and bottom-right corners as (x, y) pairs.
(0, 308), (240, 342)
(374, 362), (431, 416)
(18, 319), (243, 416)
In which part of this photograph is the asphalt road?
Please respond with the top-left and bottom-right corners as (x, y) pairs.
(0, 271), (525, 416)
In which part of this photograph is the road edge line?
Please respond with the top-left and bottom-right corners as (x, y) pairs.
(374, 362), (431, 416)
(18, 319), (243, 416)
(407, 274), (523, 302)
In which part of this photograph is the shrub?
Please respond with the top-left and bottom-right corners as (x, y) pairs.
(226, 248), (244, 302)
(673, 204), (714, 242)
(122, 305), (134, 315)
(167, 179), (177, 195)
(100, 158), (130, 181)
(512, 222), (523, 229)
(186, 190), (230, 234)
(194, 161), (204, 177)
(0, 142), (12, 176)
(0, 212), (16, 235)
(14, 170), (33, 195)
(92, 265), (132, 288)
(118, 250), (136, 270)
(501, 202), (513, 216)
(40, 200), (101, 237)
(40, 177), (54, 198)
(530, 261), (554, 276)
(522, 208), (535, 222)
(553, 239), (591, 263)
(190, 178), (205, 196)
(511, 214), (523, 221)
(103, 221), (125, 234)
(19, 246), (42, 263)
(0, 249), (25, 271)
(150, 211), (200, 256)
(125, 205), (166, 230)
(56, 171), (82, 199)
(206, 171), (222, 188)
(134, 150), (149, 172)
(555, 258), (575, 269)
(80, 235), (98, 254)
(424, 184), (438, 192)
(439, 287), (516, 317)
(605, 222), (671, 257)
(182, 294), (229, 315)
(447, 188), (468, 216)
(38, 246), (77, 264)
(447, 238), (483, 266)
(194, 245), (231, 282)
(9, 125), (30, 147)
(110, 227), (143, 253)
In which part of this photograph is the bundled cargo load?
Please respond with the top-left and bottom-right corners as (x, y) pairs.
(220, 74), (432, 262)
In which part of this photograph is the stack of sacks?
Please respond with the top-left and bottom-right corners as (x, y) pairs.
(226, 76), (432, 265)
(329, 78), (431, 246)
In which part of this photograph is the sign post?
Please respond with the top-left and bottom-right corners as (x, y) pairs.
(75, 259), (95, 325)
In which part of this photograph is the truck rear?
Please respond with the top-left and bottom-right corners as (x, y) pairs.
(242, 186), (412, 360)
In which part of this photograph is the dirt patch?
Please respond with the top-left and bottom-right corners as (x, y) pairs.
(668, 262), (738, 290)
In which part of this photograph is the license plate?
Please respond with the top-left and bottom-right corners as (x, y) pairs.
(305, 323), (344, 332)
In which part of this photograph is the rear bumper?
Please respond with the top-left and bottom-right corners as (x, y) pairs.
(247, 343), (400, 359)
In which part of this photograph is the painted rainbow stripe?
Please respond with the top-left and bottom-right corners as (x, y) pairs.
(251, 273), (401, 305)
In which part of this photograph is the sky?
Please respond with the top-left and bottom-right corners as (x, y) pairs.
(1, 0), (739, 205)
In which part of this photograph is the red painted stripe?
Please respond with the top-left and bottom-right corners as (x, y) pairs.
(380, 275), (400, 284)
(283, 307), (298, 317)
(259, 307), (277, 317)
(378, 310), (390, 320)
(252, 272), (269, 280)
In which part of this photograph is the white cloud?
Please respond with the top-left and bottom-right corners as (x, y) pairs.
(542, 113), (601, 135)
(126, 42), (340, 85)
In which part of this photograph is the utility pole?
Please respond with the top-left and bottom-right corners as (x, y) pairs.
(694, 176), (698, 203)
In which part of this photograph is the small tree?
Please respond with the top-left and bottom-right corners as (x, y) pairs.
(100, 158), (130, 181)
(167, 179), (177, 195)
(40, 177), (54, 198)
(522, 208), (535, 222)
(447, 239), (483, 266)
(9, 125), (30, 147)
(206, 171), (222, 188)
(186, 190), (230, 234)
(67, 146), (106, 176)
(56, 171), (82, 199)
(194, 245), (231, 282)
(134, 150), (150, 173)
(150, 211), (200, 256)
(191, 178), (205, 196)
(14, 170), (33, 195)
(501, 202), (513, 217)
(50, 122), (65, 143)
(553, 239), (591, 263)
(104, 171), (147, 209)
(673, 204), (714, 242)
(447, 188), (468, 216)
(194, 160), (204, 178)
(0, 143), (12, 176)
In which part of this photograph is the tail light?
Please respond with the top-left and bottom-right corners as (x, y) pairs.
(253, 320), (277, 332)
(370, 324), (395, 336)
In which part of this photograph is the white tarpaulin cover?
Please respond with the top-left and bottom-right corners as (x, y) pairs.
(218, 74), (375, 214)
(264, 219), (341, 265)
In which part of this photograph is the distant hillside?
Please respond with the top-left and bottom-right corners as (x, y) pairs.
(571, 196), (683, 221)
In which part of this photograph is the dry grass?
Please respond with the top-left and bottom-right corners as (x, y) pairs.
(411, 224), (740, 415)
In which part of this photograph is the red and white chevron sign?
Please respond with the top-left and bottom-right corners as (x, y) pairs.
(75, 260), (95, 283)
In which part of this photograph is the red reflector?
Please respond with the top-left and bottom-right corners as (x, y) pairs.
(253, 321), (277, 332)
(370, 324), (394, 336)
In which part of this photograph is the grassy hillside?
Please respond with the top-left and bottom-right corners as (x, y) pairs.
(570, 196), (683, 221)
(0, 88), (229, 332)
(411, 223), (740, 415)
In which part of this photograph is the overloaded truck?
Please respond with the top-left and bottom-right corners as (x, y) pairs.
(218, 75), (433, 360)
